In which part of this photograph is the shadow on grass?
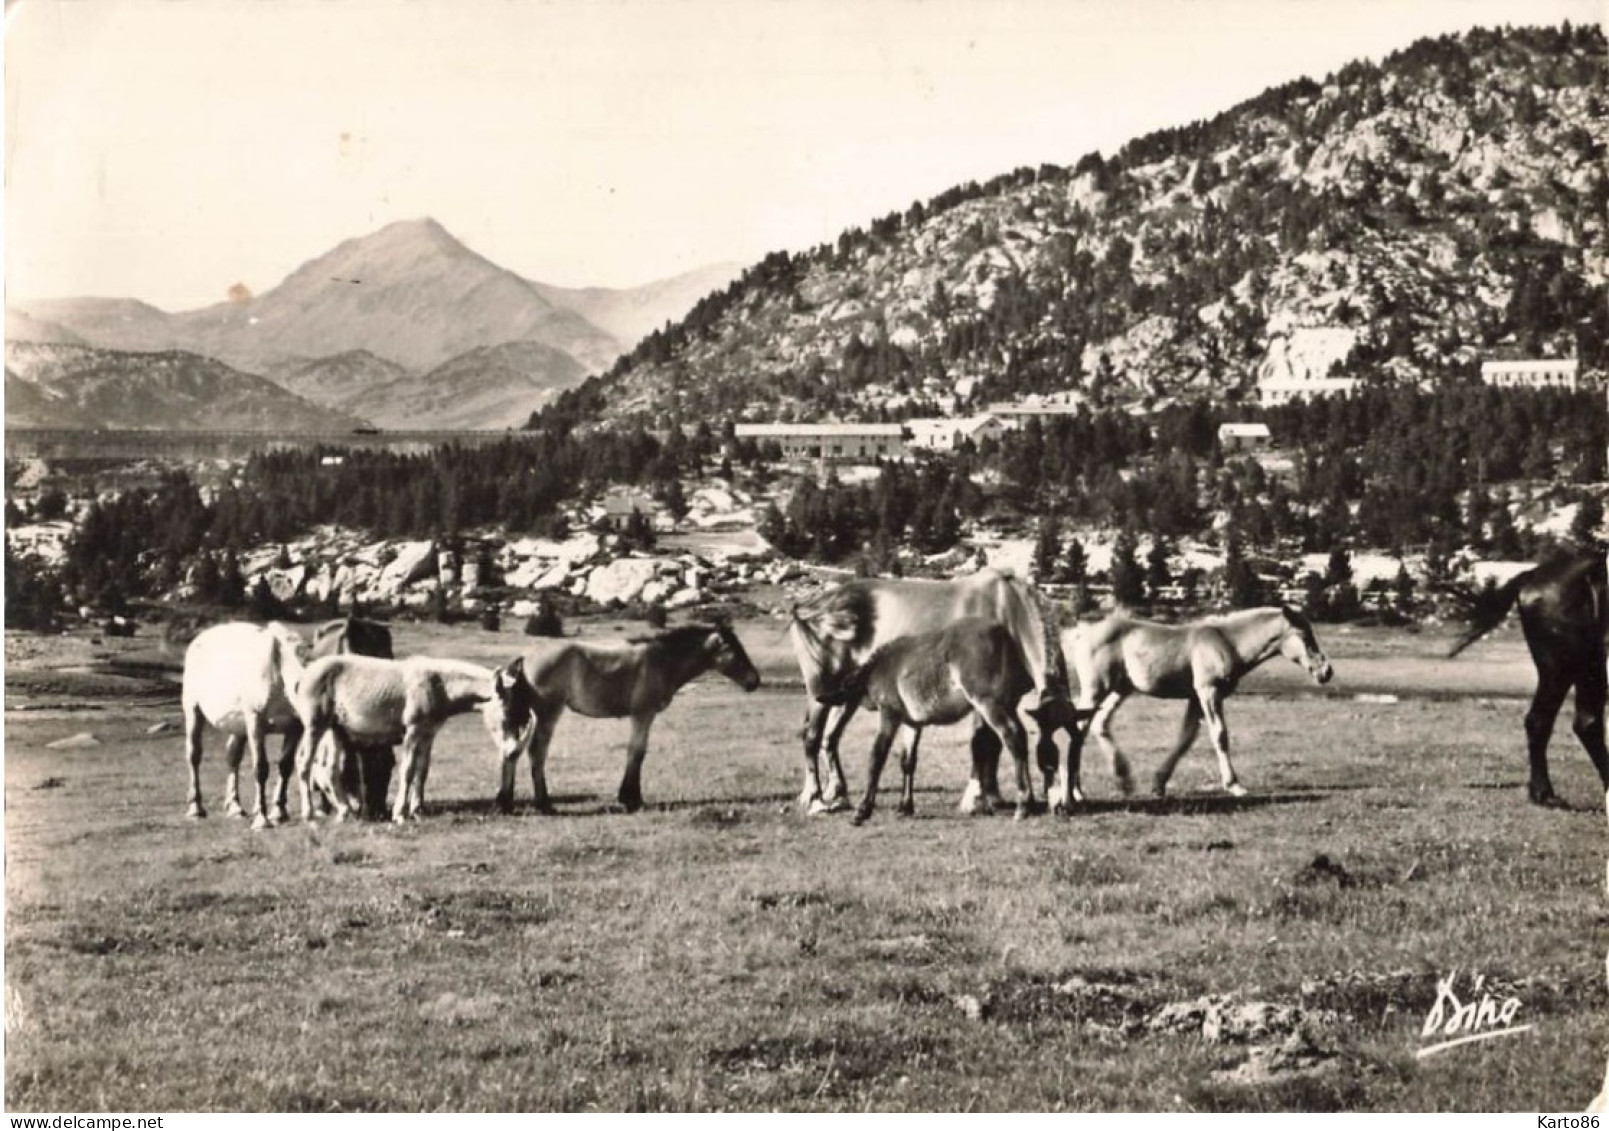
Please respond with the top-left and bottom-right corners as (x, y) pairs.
(1070, 790), (1324, 817)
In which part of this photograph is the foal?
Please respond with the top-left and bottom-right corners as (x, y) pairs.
(817, 617), (1039, 824)
(490, 622), (762, 814)
(1063, 605), (1333, 805)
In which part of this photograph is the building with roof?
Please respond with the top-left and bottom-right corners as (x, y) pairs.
(904, 414), (1008, 452)
(733, 422), (906, 461)
(1480, 358), (1579, 391)
(1218, 422), (1272, 451)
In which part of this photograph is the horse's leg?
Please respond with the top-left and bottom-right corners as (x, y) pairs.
(1524, 666), (1571, 806)
(898, 728), (923, 817)
(392, 729), (423, 823)
(1571, 657), (1609, 792)
(221, 732), (247, 818)
(818, 702), (858, 813)
(244, 713), (278, 829)
(1088, 691), (1133, 797)
(411, 731), (437, 819)
(524, 706), (563, 814)
(184, 704), (209, 818)
(853, 712), (901, 826)
(1197, 686), (1246, 797)
(978, 701), (1035, 820)
(618, 714), (656, 813)
(272, 722), (301, 825)
(1152, 696), (1204, 800)
(798, 701), (831, 813)
(959, 718), (1005, 815)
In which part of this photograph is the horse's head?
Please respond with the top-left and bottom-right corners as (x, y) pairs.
(1278, 606), (1333, 685)
(484, 656), (537, 759)
(706, 621), (762, 693)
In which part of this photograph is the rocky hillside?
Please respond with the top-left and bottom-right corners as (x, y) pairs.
(4, 342), (366, 432)
(560, 23), (1607, 427)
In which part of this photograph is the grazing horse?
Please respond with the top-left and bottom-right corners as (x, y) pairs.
(1062, 605), (1334, 806)
(291, 654), (512, 823)
(181, 621), (309, 828)
(311, 617), (397, 819)
(488, 622), (762, 814)
(1447, 548), (1609, 806)
(786, 567), (1067, 816)
(817, 618), (1039, 824)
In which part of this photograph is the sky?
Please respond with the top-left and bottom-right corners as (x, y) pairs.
(5, 0), (1602, 310)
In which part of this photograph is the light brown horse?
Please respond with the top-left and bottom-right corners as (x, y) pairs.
(1060, 605), (1333, 806)
(816, 617), (1039, 825)
(489, 622), (762, 814)
(292, 654), (516, 822)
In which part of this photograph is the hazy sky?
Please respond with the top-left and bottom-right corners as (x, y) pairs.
(5, 0), (1601, 310)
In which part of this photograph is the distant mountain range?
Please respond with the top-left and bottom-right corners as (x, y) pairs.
(6, 219), (739, 431)
(5, 342), (366, 432)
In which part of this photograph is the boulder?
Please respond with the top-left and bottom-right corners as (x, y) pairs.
(376, 541), (437, 598)
(264, 565), (307, 603)
(584, 558), (663, 606)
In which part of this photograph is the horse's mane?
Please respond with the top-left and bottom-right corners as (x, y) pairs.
(626, 623), (723, 649)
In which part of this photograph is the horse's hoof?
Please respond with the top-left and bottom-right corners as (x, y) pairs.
(1014, 803), (1030, 821)
(1532, 792), (1567, 809)
(186, 804), (206, 820)
(851, 809), (872, 826)
(897, 801), (915, 818)
(1152, 775), (1170, 800)
(1116, 773), (1135, 797)
(250, 813), (270, 831)
(271, 805), (290, 825)
(1225, 782), (1248, 798)
(1053, 801), (1071, 818)
(957, 780), (988, 815)
(224, 802), (246, 819)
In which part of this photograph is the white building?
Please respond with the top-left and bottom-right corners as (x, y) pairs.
(904, 414), (1008, 452)
(1259, 376), (1359, 407)
(1480, 358), (1579, 391)
(733, 422), (906, 461)
(1217, 422), (1272, 451)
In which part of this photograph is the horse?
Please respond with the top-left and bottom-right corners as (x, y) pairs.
(1447, 548), (1608, 806)
(488, 622), (762, 814)
(816, 617), (1039, 825)
(310, 617), (397, 818)
(291, 653), (514, 823)
(1061, 605), (1334, 806)
(180, 620), (309, 828)
(785, 567), (1070, 817)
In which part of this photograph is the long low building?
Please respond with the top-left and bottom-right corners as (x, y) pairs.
(1480, 358), (1579, 390)
(733, 422), (906, 460)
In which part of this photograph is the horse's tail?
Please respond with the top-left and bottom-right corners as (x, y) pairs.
(1446, 570), (1530, 658)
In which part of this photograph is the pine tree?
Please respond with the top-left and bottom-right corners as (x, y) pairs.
(1109, 529), (1145, 607)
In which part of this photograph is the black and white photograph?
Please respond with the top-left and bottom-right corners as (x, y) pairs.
(4, 0), (1607, 1114)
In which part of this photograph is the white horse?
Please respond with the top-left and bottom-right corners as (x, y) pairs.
(181, 620), (310, 828)
(291, 653), (518, 823)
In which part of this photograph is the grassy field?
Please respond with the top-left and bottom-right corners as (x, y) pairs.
(4, 615), (1607, 1111)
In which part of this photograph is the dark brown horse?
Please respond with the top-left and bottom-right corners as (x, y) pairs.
(816, 617), (1039, 824)
(489, 622), (762, 814)
(1448, 548), (1608, 806)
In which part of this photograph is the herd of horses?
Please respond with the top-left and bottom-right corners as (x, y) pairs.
(178, 547), (1609, 828)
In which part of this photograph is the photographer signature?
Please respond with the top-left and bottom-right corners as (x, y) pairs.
(1417, 969), (1533, 1059)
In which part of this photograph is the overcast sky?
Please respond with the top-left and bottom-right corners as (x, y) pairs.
(5, 0), (1601, 310)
